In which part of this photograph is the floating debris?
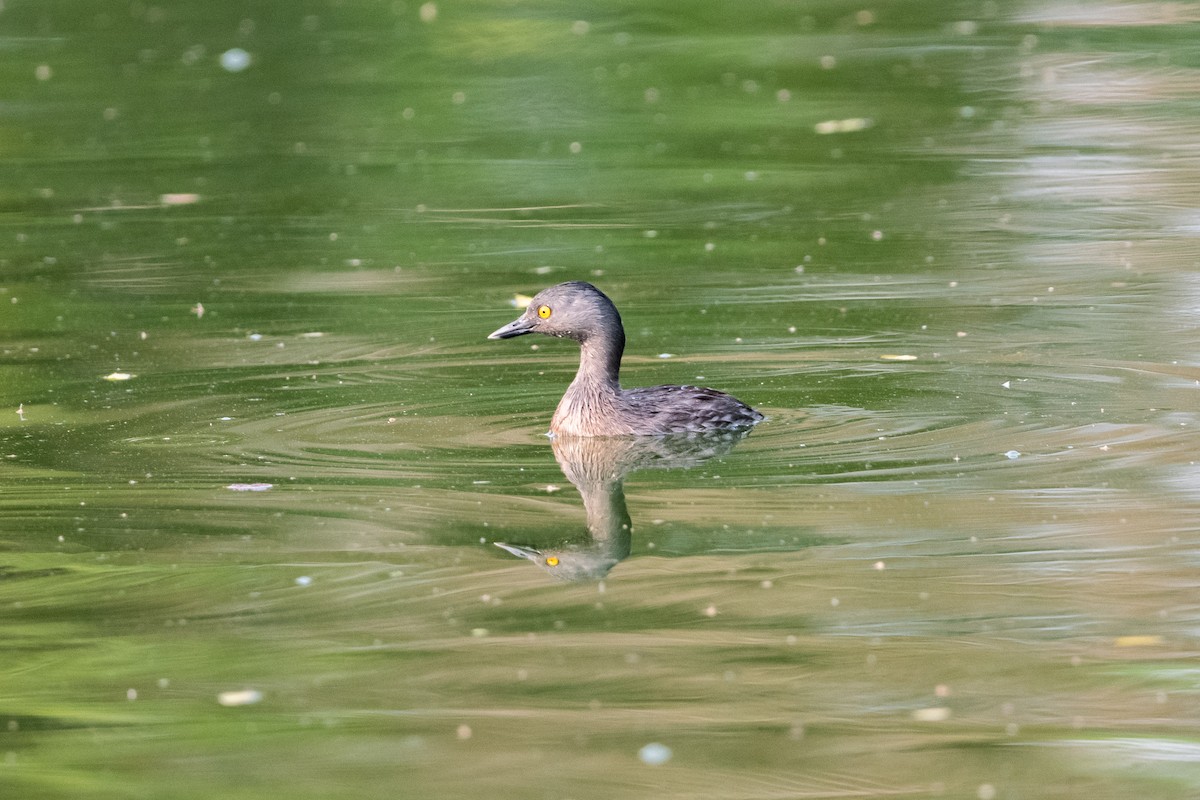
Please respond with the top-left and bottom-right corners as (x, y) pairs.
(226, 483), (273, 492)
(295, 575), (313, 587)
(160, 193), (200, 206)
(814, 117), (873, 135)
(511, 293), (533, 309)
(103, 372), (135, 381)
(191, 302), (205, 319)
(912, 706), (952, 722)
(1004, 450), (1021, 460)
(879, 354), (917, 361)
(1115, 635), (1163, 647)
(217, 689), (262, 707)
(219, 48), (252, 72)
(638, 742), (672, 765)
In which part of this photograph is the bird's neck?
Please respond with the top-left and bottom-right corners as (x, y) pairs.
(574, 328), (624, 390)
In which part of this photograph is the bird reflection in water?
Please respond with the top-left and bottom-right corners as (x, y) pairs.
(494, 429), (754, 582)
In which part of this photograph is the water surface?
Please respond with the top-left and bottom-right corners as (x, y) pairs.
(3, 2), (1200, 798)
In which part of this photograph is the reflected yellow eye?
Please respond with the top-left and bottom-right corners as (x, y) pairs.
(537, 305), (552, 319)
(545, 556), (559, 567)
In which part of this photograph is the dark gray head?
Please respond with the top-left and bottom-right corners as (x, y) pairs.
(488, 281), (624, 344)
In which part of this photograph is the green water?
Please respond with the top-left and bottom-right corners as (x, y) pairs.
(4, 1), (1200, 797)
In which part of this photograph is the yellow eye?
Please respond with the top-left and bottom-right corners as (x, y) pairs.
(537, 305), (552, 319)
(545, 556), (559, 567)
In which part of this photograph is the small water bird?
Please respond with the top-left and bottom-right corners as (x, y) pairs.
(488, 281), (763, 436)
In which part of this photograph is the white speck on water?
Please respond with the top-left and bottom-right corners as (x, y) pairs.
(103, 372), (135, 381)
(160, 193), (200, 206)
(1001, 380), (1011, 388)
(456, 724), (472, 739)
(295, 576), (312, 587)
(419, 2), (438, 23)
(126, 688), (138, 701)
(569, 141), (582, 154)
(643, 229), (658, 238)
(913, 706), (951, 722)
(657, 353), (673, 359)
(1004, 450), (1021, 460)
(35, 64), (53, 81)
(638, 742), (672, 765)
(703, 604), (717, 618)
(704, 242), (715, 252)
(571, 20), (590, 35)
(977, 784), (997, 800)
(217, 689), (263, 707)
(219, 48), (252, 72)
(814, 117), (872, 134)
(226, 482), (273, 492)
